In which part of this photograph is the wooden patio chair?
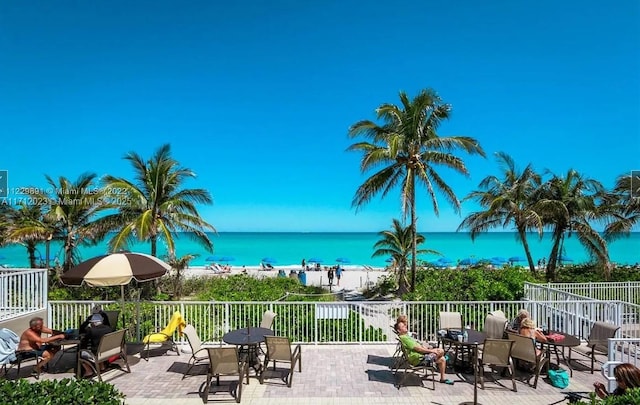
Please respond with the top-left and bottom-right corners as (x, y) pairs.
(393, 339), (437, 390)
(478, 338), (517, 392)
(259, 336), (301, 387)
(507, 332), (547, 389)
(79, 329), (130, 382)
(571, 321), (620, 373)
(203, 347), (248, 403)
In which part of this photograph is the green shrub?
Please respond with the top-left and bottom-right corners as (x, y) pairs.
(575, 387), (640, 404)
(0, 378), (125, 405)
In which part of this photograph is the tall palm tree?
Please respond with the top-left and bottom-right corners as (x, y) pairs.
(103, 144), (215, 257)
(535, 169), (610, 281)
(458, 152), (543, 273)
(41, 173), (109, 272)
(0, 202), (52, 268)
(348, 89), (485, 292)
(372, 219), (437, 294)
(603, 172), (640, 239)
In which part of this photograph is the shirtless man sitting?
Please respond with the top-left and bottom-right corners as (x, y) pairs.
(17, 317), (66, 376)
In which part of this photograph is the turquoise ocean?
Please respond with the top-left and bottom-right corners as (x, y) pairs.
(0, 232), (638, 268)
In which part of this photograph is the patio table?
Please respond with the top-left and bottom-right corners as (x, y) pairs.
(438, 329), (486, 405)
(223, 327), (274, 378)
(539, 331), (581, 376)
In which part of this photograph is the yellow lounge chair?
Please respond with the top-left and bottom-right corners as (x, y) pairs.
(142, 311), (186, 360)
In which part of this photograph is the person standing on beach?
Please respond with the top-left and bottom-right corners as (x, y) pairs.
(335, 266), (342, 286)
(301, 259), (306, 270)
(327, 267), (334, 287)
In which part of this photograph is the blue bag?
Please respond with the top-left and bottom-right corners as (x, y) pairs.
(548, 369), (569, 389)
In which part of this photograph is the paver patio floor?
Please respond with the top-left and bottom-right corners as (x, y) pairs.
(9, 343), (609, 405)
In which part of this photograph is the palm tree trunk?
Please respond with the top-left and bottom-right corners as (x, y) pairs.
(410, 177), (417, 293)
(397, 263), (408, 295)
(546, 228), (563, 281)
(150, 235), (157, 257)
(27, 243), (37, 269)
(517, 227), (536, 274)
(63, 233), (73, 272)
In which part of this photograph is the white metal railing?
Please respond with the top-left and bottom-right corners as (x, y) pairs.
(0, 268), (48, 321)
(525, 281), (640, 305)
(603, 338), (640, 393)
(49, 299), (626, 344)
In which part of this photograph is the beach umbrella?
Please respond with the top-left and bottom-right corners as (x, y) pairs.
(491, 256), (508, 263)
(460, 257), (479, 266)
(308, 257), (324, 263)
(509, 256), (527, 262)
(261, 257), (277, 264)
(437, 257), (453, 264)
(490, 259), (506, 266)
(335, 257), (351, 264)
(60, 252), (170, 320)
(430, 261), (448, 268)
(559, 255), (573, 262)
(218, 256), (235, 262)
(385, 258), (394, 263)
(206, 255), (223, 262)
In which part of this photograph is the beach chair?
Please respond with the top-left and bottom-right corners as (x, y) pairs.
(483, 314), (508, 339)
(259, 336), (301, 387)
(203, 347), (248, 403)
(571, 321), (620, 373)
(142, 311), (185, 360)
(507, 332), (547, 388)
(79, 329), (130, 382)
(478, 339), (517, 392)
(182, 324), (217, 379)
(393, 338), (437, 390)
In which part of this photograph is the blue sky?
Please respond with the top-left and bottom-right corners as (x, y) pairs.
(0, 1), (638, 232)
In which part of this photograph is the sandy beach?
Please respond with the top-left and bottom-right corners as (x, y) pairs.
(182, 265), (388, 292)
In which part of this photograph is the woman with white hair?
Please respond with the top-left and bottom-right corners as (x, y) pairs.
(509, 309), (529, 332)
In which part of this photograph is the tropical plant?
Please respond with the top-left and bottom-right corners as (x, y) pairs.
(534, 169), (611, 281)
(348, 88), (485, 292)
(371, 218), (437, 294)
(102, 144), (215, 257)
(164, 253), (196, 300)
(603, 171), (640, 239)
(39, 174), (108, 272)
(458, 152), (543, 273)
(0, 202), (53, 268)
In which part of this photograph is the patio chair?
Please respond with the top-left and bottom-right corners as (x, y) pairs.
(478, 338), (517, 392)
(394, 339), (437, 390)
(507, 332), (547, 388)
(260, 311), (277, 329)
(182, 324), (217, 379)
(259, 336), (301, 387)
(103, 310), (120, 329)
(489, 310), (506, 318)
(571, 321), (620, 373)
(439, 311), (462, 330)
(79, 329), (130, 382)
(483, 314), (508, 339)
(1, 350), (42, 379)
(203, 347), (248, 404)
(142, 311), (185, 360)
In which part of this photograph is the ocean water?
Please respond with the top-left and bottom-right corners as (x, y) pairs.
(0, 232), (638, 268)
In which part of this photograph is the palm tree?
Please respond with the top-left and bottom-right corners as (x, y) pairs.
(348, 89), (485, 292)
(103, 144), (215, 257)
(41, 173), (109, 272)
(371, 218), (438, 294)
(534, 169), (610, 281)
(0, 202), (52, 268)
(165, 253), (196, 300)
(603, 172), (640, 239)
(458, 152), (543, 273)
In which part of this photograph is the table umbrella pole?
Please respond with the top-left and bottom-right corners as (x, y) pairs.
(121, 284), (125, 329)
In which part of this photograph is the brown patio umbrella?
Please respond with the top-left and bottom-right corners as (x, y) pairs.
(60, 252), (171, 324)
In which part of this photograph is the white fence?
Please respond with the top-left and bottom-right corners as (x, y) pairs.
(525, 281), (640, 305)
(524, 282), (640, 338)
(49, 299), (626, 344)
(602, 338), (640, 393)
(0, 268), (48, 321)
